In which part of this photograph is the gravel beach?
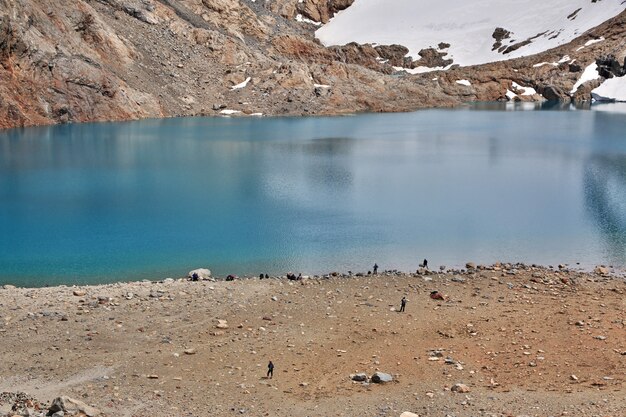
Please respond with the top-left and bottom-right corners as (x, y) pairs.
(0, 263), (624, 417)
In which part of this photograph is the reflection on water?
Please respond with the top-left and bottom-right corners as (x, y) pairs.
(1, 104), (626, 286)
(584, 155), (626, 265)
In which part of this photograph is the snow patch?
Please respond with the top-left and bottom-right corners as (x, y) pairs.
(576, 37), (605, 51)
(533, 62), (557, 68)
(393, 65), (452, 74)
(296, 14), (322, 26)
(316, 0), (625, 67)
(220, 109), (241, 115)
(570, 63), (600, 94)
(512, 81), (537, 96)
(592, 76), (626, 102)
(584, 36), (605, 47)
(506, 90), (517, 100)
(231, 77), (252, 90)
(313, 83), (331, 88)
(456, 79), (471, 86)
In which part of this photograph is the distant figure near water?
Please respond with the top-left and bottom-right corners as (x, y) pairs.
(400, 296), (407, 312)
(267, 360), (274, 379)
(373, 263), (378, 274)
(423, 259), (428, 269)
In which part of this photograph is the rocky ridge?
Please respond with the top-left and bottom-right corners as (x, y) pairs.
(0, 0), (625, 129)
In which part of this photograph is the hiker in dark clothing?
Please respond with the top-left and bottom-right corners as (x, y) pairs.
(423, 259), (428, 269)
(267, 361), (274, 378)
(373, 263), (378, 274)
(400, 296), (407, 312)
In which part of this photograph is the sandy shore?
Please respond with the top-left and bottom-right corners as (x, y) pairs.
(0, 263), (624, 417)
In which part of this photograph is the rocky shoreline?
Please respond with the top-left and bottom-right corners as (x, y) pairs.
(1, 262), (624, 416)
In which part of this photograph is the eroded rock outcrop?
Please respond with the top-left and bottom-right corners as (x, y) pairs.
(0, 0), (624, 129)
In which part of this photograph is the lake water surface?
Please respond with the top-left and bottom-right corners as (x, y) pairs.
(1, 103), (626, 286)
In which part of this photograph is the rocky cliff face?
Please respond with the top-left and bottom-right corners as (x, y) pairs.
(0, 0), (624, 129)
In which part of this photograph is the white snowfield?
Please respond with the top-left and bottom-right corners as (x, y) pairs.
(316, 0), (626, 67)
(593, 76), (626, 102)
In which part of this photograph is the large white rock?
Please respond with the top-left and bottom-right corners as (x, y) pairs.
(371, 371), (393, 383)
(400, 412), (420, 417)
(188, 268), (211, 279)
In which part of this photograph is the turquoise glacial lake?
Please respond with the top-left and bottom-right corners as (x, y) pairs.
(1, 103), (626, 286)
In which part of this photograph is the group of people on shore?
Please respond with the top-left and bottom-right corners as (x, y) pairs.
(371, 259), (428, 275)
(263, 258), (446, 380)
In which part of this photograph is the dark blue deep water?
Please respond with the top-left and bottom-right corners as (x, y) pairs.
(1, 103), (626, 286)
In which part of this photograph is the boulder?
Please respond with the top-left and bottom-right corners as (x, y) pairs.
(188, 268), (211, 279)
(351, 373), (368, 382)
(596, 55), (625, 79)
(371, 372), (393, 383)
(451, 383), (470, 393)
(465, 262), (476, 270)
(375, 44), (410, 67)
(215, 319), (229, 329)
(72, 290), (86, 296)
(540, 85), (567, 101)
(594, 266), (609, 275)
(400, 413), (420, 417)
(47, 396), (101, 416)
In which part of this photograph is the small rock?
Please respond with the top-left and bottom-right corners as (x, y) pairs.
(73, 290), (86, 296)
(184, 348), (196, 355)
(216, 319), (229, 329)
(570, 374), (578, 381)
(594, 266), (609, 276)
(400, 412), (419, 417)
(371, 372), (393, 383)
(351, 373), (368, 382)
(47, 396), (101, 416)
(451, 383), (470, 393)
(465, 262), (476, 270)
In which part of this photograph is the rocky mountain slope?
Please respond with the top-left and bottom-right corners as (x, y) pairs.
(0, 0), (625, 129)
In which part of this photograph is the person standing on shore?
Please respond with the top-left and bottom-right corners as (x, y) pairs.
(400, 296), (407, 312)
(373, 263), (378, 274)
(267, 360), (274, 379)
